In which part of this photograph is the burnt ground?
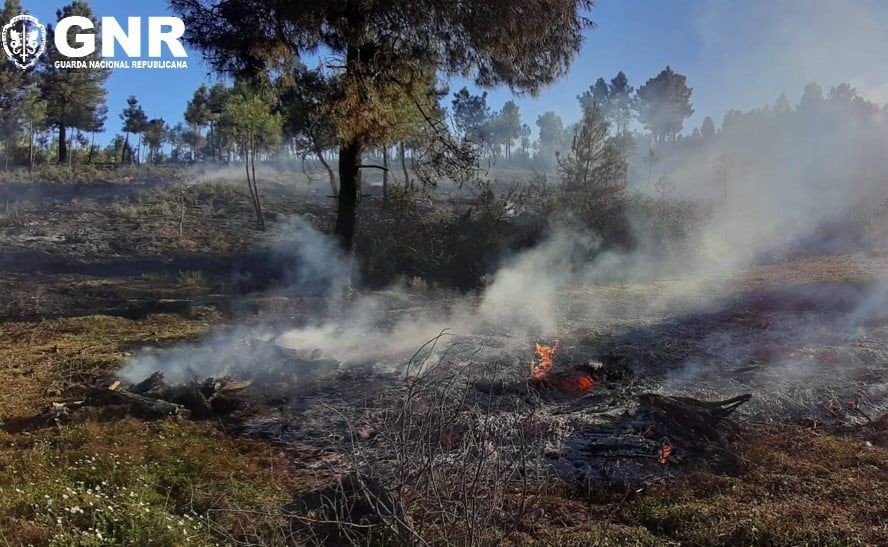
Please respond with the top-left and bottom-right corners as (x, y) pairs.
(0, 173), (334, 320)
(0, 173), (886, 545)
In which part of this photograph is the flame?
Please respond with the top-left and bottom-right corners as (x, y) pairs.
(658, 440), (673, 465)
(574, 375), (595, 391)
(549, 373), (595, 394)
(530, 340), (560, 381)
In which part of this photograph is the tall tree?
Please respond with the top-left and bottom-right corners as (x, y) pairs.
(40, 1), (110, 163)
(184, 85), (212, 135)
(637, 66), (693, 142)
(21, 87), (47, 171)
(278, 67), (341, 195)
(492, 100), (521, 158)
(578, 77), (610, 112)
(223, 83), (282, 230)
(167, 122), (188, 160)
(451, 87), (490, 145)
(518, 123), (532, 158)
(205, 83), (230, 160)
(86, 104), (106, 163)
(536, 111), (565, 153)
(120, 95), (148, 164)
(700, 116), (715, 139)
(0, 0), (30, 169)
(557, 103), (628, 238)
(798, 82), (824, 112)
(171, 0), (596, 252)
(578, 71), (637, 134)
(143, 118), (167, 165)
(607, 70), (636, 134)
(773, 93), (792, 115)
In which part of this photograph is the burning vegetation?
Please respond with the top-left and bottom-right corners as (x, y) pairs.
(1, 0), (887, 544)
(530, 340), (596, 394)
(530, 340), (560, 381)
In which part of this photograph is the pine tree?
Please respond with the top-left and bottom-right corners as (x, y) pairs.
(120, 95), (148, 164)
(39, 1), (110, 163)
(184, 84), (212, 158)
(144, 118), (167, 164)
(637, 66), (694, 142)
(172, 0), (595, 252)
(0, 0), (31, 169)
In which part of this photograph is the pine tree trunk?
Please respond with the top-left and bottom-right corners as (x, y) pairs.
(121, 133), (129, 164)
(58, 125), (67, 164)
(28, 125), (34, 173)
(209, 124), (215, 161)
(382, 147), (389, 198)
(333, 40), (370, 253)
(335, 139), (361, 252)
(399, 141), (410, 187)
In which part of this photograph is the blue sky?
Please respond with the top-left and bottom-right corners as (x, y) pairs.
(16, 0), (888, 145)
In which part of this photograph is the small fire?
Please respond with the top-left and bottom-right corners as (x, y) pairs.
(549, 373), (595, 394)
(574, 374), (595, 391)
(530, 340), (560, 381)
(658, 439), (673, 465)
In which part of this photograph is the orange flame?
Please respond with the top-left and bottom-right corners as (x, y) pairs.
(574, 374), (595, 391)
(549, 373), (595, 393)
(530, 340), (560, 381)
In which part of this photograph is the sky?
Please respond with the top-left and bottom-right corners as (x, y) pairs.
(15, 0), (888, 145)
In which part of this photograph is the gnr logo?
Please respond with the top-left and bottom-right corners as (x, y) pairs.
(1, 14), (47, 69)
(2, 13), (187, 70)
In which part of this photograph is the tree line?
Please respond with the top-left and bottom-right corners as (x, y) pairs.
(1, 0), (109, 169)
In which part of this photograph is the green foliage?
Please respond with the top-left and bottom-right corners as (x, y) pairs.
(0, 0), (31, 166)
(536, 112), (566, 149)
(451, 87), (490, 143)
(535, 111), (566, 168)
(222, 84), (282, 151)
(488, 100), (521, 157)
(39, 1), (110, 161)
(359, 185), (513, 289)
(143, 118), (168, 164)
(556, 104), (630, 242)
(120, 95), (147, 135)
(579, 71), (638, 134)
(637, 66), (694, 142)
(184, 84), (212, 129)
(172, 0), (596, 248)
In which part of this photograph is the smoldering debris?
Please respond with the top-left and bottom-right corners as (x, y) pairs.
(118, 329), (341, 386)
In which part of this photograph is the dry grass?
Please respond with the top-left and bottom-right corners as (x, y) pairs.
(0, 315), (209, 417)
(613, 428), (888, 545)
(0, 315), (310, 545)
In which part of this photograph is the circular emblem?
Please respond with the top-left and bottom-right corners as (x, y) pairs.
(2, 14), (47, 70)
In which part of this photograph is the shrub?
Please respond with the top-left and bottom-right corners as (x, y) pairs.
(357, 183), (514, 289)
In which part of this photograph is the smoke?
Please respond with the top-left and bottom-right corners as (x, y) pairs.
(629, 83), (888, 276)
(266, 216), (352, 295)
(118, 219), (598, 382)
(696, 0), (888, 112)
(182, 158), (338, 200)
(119, 6), (888, 399)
